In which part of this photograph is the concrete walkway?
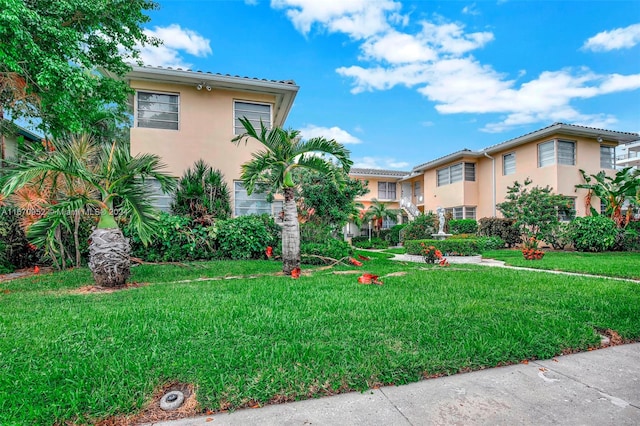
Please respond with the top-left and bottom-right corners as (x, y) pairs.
(150, 343), (640, 425)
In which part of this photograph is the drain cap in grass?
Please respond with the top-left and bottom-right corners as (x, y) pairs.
(160, 390), (185, 411)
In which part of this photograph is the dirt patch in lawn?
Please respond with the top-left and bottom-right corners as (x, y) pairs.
(95, 382), (199, 426)
(70, 282), (148, 294)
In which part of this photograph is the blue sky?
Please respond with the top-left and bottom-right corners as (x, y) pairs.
(139, 0), (640, 170)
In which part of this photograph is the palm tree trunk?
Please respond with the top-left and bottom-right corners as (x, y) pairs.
(88, 227), (130, 287)
(281, 187), (300, 275)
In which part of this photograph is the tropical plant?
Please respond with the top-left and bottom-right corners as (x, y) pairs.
(567, 215), (618, 252)
(497, 179), (574, 243)
(294, 168), (369, 233)
(0, 0), (158, 137)
(575, 167), (640, 228)
(363, 199), (401, 238)
(171, 159), (231, 223)
(0, 133), (175, 286)
(232, 118), (352, 275)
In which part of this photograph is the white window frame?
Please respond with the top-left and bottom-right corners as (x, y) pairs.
(600, 145), (616, 169)
(464, 206), (476, 219)
(378, 182), (397, 200)
(234, 100), (272, 135)
(135, 90), (180, 130)
(234, 181), (275, 217)
(503, 152), (516, 176)
(538, 139), (576, 167)
(437, 162), (472, 186)
(464, 162), (476, 182)
(558, 197), (576, 222)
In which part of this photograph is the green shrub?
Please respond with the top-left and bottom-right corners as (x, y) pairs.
(0, 207), (41, 272)
(216, 214), (280, 260)
(620, 228), (640, 251)
(351, 236), (389, 249)
(301, 239), (353, 265)
(125, 212), (216, 262)
(171, 160), (231, 222)
(386, 224), (406, 246)
(300, 221), (332, 244)
(402, 213), (436, 241)
(449, 219), (477, 235)
(478, 217), (520, 247)
(476, 236), (505, 251)
(541, 222), (570, 250)
(405, 239), (480, 256)
(567, 216), (617, 252)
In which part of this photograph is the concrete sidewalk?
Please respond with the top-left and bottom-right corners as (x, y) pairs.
(150, 343), (640, 426)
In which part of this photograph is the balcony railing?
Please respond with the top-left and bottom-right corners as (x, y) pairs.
(400, 197), (420, 220)
(617, 151), (640, 161)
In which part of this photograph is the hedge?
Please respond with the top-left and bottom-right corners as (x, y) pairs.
(405, 238), (480, 256)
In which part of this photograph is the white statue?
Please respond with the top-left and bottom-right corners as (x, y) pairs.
(436, 206), (445, 234)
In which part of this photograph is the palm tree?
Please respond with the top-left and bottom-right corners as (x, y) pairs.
(576, 167), (640, 228)
(232, 118), (352, 275)
(171, 159), (231, 223)
(0, 134), (175, 287)
(364, 199), (401, 238)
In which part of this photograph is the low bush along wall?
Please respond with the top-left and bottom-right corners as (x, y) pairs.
(405, 238), (482, 256)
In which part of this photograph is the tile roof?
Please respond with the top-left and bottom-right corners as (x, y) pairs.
(131, 64), (297, 85)
(350, 168), (410, 178)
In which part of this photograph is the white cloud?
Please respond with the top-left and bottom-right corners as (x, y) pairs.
(583, 23), (640, 51)
(138, 24), (212, 68)
(299, 125), (362, 144)
(273, 1), (640, 132)
(271, 0), (402, 39)
(353, 156), (410, 170)
(462, 3), (480, 16)
(245, 0), (259, 5)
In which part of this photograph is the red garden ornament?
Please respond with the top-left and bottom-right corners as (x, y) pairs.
(349, 257), (363, 267)
(265, 246), (273, 259)
(291, 267), (301, 279)
(357, 273), (383, 285)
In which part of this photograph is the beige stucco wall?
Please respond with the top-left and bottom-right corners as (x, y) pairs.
(130, 79), (276, 184)
(477, 136), (618, 218)
(354, 177), (400, 203)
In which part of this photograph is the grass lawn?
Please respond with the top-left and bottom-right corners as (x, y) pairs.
(1, 255), (639, 424)
(482, 249), (640, 280)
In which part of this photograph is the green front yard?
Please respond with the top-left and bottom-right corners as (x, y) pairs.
(482, 250), (640, 279)
(1, 252), (639, 424)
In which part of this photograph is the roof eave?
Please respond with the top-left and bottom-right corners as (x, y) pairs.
(104, 66), (300, 128)
(483, 123), (640, 155)
(412, 151), (482, 173)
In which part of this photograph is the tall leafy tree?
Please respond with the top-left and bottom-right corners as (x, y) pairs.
(232, 118), (353, 275)
(294, 168), (369, 233)
(364, 199), (401, 238)
(0, 133), (175, 287)
(0, 0), (159, 136)
(576, 167), (640, 228)
(497, 179), (574, 243)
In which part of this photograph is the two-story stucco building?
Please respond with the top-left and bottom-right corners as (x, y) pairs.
(119, 66), (639, 232)
(109, 64), (299, 215)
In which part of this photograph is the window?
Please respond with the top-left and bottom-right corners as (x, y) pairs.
(437, 168), (450, 186)
(538, 139), (576, 167)
(382, 217), (397, 229)
(503, 153), (516, 175)
(600, 145), (615, 169)
(234, 101), (271, 135)
(436, 163), (466, 186)
(600, 198), (607, 215)
(538, 141), (555, 167)
(465, 206), (476, 219)
(148, 178), (175, 212)
(453, 207), (464, 220)
(557, 140), (575, 165)
(558, 197), (576, 222)
(378, 182), (397, 200)
(137, 92), (179, 130)
(234, 181), (276, 217)
(464, 162), (476, 181)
